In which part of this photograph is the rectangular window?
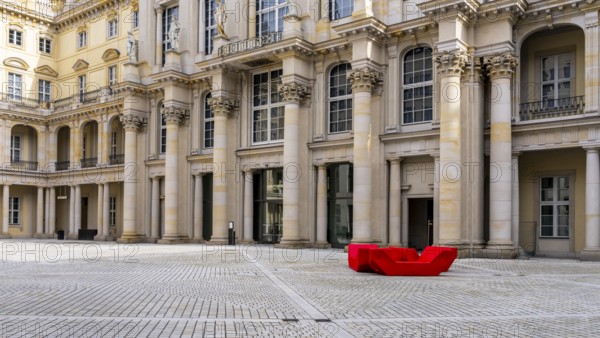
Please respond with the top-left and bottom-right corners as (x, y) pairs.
(8, 29), (22, 46)
(403, 47), (433, 124)
(132, 10), (140, 29)
(7, 73), (22, 100)
(78, 75), (86, 99)
(39, 38), (52, 53)
(204, 95), (214, 148)
(252, 70), (284, 143)
(162, 6), (179, 65)
(38, 79), (51, 102)
(109, 197), (117, 226)
(9, 197), (20, 225)
(108, 66), (117, 86)
(82, 136), (87, 159)
(78, 31), (87, 48)
(108, 19), (118, 38)
(540, 176), (570, 238)
(11, 135), (21, 162)
(160, 113), (167, 154)
(329, 0), (353, 20)
(256, 1), (288, 36)
(111, 131), (118, 156)
(541, 52), (573, 108)
(204, 0), (217, 54)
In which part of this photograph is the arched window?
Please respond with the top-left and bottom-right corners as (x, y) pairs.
(160, 103), (166, 154)
(329, 63), (352, 133)
(403, 46), (433, 124)
(329, 0), (353, 20)
(204, 93), (214, 148)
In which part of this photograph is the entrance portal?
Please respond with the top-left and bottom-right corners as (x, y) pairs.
(327, 163), (353, 248)
(253, 169), (283, 244)
(408, 198), (433, 251)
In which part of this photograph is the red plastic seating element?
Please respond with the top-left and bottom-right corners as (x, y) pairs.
(348, 244), (379, 272)
(418, 246), (458, 272)
(366, 246), (458, 276)
(381, 247), (419, 262)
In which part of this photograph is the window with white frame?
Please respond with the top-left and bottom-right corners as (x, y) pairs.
(8, 29), (22, 46)
(108, 19), (118, 38)
(329, 0), (353, 20)
(256, 0), (288, 36)
(403, 46), (433, 124)
(10, 135), (21, 162)
(82, 136), (87, 159)
(132, 10), (140, 29)
(39, 79), (51, 102)
(204, 0), (217, 54)
(9, 197), (20, 225)
(111, 131), (118, 156)
(162, 6), (179, 65)
(329, 63), (353, 133)
(108, 66), (117, 86)
(78, 31), (87, 48)
(540, 176), (570, 237)
(252, 69), (284, 143)
(78, 75), (86, 100)
(109, 196), (117, 226)
(39, 37), (52, 53)
(8, 73), (22, 100)
(204, 93), (214, 148)
(541, 52), (573, 108)
(160, 104), (167, 154)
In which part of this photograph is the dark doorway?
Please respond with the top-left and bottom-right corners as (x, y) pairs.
(327, 163), (353, 248)
(253, 169), (283, 244)
(202, 174), (213, 241)
(408, 198), (434, 251)
(81, 197), (88, 230)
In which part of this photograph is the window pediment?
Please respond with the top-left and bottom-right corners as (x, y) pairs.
(34, 65), (59, 77)
(72, 59), (89, 71)
(102, 48), (121, 61)
(3, 57), (29, 70)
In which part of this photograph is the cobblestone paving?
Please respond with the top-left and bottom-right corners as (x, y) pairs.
(0, 240), (599, 337)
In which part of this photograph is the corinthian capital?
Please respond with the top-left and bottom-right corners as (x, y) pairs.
(434, 50), (468, 76)
(161, 106), (190, 125)
(484, 54), (518, 79)
(278, 82), (309, 104)
(120, 114), (147, 131)
(207, 96), (235, 116)
(347, 68), (381, 93)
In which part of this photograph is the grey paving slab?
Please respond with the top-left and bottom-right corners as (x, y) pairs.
(1, 240), (599, 337)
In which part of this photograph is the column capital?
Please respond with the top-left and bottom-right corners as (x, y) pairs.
(314, 162), (327, 169)
(120, 114), (147, 131)
(484, 53), (518, 79)
(434, 50), (468, 77)
(207, 96), (235, 117)
(277, 82), (310, 104)
(347, 67), (381, 93)
(386, 156), (403, 163)
(154, 4), (163, 14)
(584, 146), (600, 152)
(512, 151), (522, 158)
(161, 106), (190, 125)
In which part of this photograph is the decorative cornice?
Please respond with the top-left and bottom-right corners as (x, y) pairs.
(434, 50), (468, 76)
(277, 82), (310, 104)
(484, 54), (518, 79)
(347, 68), (381, 93)
(120, 113), (147, 131)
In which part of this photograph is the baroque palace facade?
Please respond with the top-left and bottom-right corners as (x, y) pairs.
(2, 0), (600, 260)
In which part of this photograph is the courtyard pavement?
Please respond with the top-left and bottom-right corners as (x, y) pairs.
(0, 240), (599, 337)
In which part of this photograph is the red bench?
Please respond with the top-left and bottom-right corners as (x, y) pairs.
(348, 244), (379, 272)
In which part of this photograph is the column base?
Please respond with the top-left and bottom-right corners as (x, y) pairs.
(206, 236), (228, 245)
(187, 238), (206, 244)
(157, 235), (185, 244)
(483, 242), (518, 259)
(239, 240), (256, 244)
(350, 238), (374, 244)
(275, 239), (311, 248)
(146, 237), (160, 243)
(34, 233), (46, 239)
(313, 241), (331, 249)
(116, 234), (145, 243)
(0, 234), (11, 239)
(580, 249), (600, 261)
(387, 242), (403, 248)
(93, 235), (111, 241)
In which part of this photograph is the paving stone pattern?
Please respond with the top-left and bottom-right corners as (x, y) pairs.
(0, 240), (599, 337)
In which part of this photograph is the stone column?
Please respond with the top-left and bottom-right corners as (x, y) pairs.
(585, 12), (600, 114)
(388, 157), (402, 247)
(35, 187), (44, 238)
(0, 184), (10, 238)
(316, 164), (328, 246)
(74, 185), (81, 235)
(486, 54), (518, 249)
(431, 155), (440, 244)
(208, 97), (234, 243)
(95, 184), (104, 240)
(49, 187), (56, 236)
(44, 188), (50, 237)
(158, 107), (188, 244)
(151, 177), (160, 241)
(582, 148), (600, 261)
(512, 153), (520, 251)
(348, 67), (380, 243)
(154, 5), (164, 69)
(434, 51), (467, 246)
(69, 185), (75, 238)
(103, 183), (110, 240)
(117, 114), (146, 243)
(243, 170), (254, 242)
(193, 174), (204, 242)
(278, 82), (309, 247)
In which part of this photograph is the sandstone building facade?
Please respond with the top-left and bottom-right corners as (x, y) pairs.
(1, 0), (600, 260)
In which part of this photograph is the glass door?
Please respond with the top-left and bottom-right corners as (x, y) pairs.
(327, 163), (353, 248)
(254, 169), (283, 244)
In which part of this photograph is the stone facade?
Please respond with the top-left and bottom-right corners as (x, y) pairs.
(2, 0), (600, 259)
